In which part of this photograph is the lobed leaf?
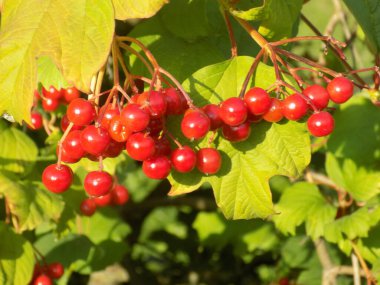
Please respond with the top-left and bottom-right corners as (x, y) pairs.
(111, 0), (168, 20)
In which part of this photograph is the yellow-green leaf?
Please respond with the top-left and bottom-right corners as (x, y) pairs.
(111, 0), (168, 20)
(0, 0), (114, 123)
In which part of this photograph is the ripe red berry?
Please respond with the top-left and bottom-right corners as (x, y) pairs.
(126, 133), (156, 161)
(196, 148), (222, 175)
(219, 97), (248, 126)
(80, 198), (97, 216)
(48, 262), (64, 279)
(42, 164), (73, 194)
(60, 114), (82, 132)
(263, 98), (283, 123)
(111, 185), (129, 205)
(42, 97), (59, 112)
(181, 109), (210, 140)
(80, 125), (111, 156)
(244, 87), (272, 115)
(33, 274), (52, 285)
(28, 111), (43, 130)
(327, 77), (354, 104)
(120, 104), (150, 132)
(67, 98), (96, 126)
(42, 86), (62, 100)
(99, 105), (120, 130)
(202, 104), (223, 130)
(147, 118), (164, 136)
(164, 88), (186, 115)
(103, 140), (125, 158)
(57, 146), (81, 164)
(84, 171), (113, 197)
(93, 193), (112, 207)
(222, 121), (251, 142)
(171, 146), (197, 173)
(307, 111), (335, 137)
(62, 130), (86, 160)
(142, 156), (172, 179)
(282, 94), (308, 121)
(138, 90), (167, 118)
(154, 136), (172, 156)
(303, 84), (330, 110)
(62, 87), (80, 103)
(109, 116), (131, 142)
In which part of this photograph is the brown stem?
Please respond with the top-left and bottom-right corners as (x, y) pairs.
(116, 85), (133, 103)
(115, 44), (138, 94)
(111, 38), (120, 86)
(57, 123), (73, 167)
(272, 35), (345, 49)
(351, 241), (376, 285)
(165, 131), (183, 148)
(300, 13), (367, 87)
(239, 48), (265, 98)
(222, 9), (238, 57)
(118, 41), (154, 76)
(158, 67), (195, 108)
(94, 64), (106, 114)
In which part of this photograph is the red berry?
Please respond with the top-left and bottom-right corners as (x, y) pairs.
(327, 77), (354, 104)
(247, 112), (262, 123)
(171, 146), (197, 173)
(84, 171), (113, 197)
(28, 111), (43, 130)
(99, 105), (120, 130)
(62, 87), (80, 103)
(67, 98), (96, 126)
(108, 116), (131, 142)
(202, 104), (223, 130)
(33, 274), (52, 285)
(138, 90), (167, 118)
(93, 193), (112, 207)
(142, 156), (171, 179)
(42, 97), (59, 112)
(126, 133), (156, 161)
(120, 104), (150, 132)
(164, 88), (186, 115)
(219, 97), (248, 126)
(42, 164), (73, 194)
(154, 136), (172, 156)
(196, 148), (222, 175)
(244, 87), (272, 115)
(80, 125), (111, 156)
(181, 109), (210, 140)
(222, 121), (251, 142)
(307, 111), (335, 137)
(111, 185), (129, 205)
(103, 140), (125, 158)
(263, 98), (283, 123)
(282, 94), (308, 121)
(62, 130), (86, 160)
(80, 198), (97, 216)
(42, 86), (62, 100)
(48, 262), (64, 279)
(147, 118), (164, 136)
(57, 146), (81, 164)
(303, 84), (330, 110)
(60, 114), (82, 132)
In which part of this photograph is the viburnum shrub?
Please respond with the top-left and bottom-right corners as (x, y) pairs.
(1, 0), (380, 284)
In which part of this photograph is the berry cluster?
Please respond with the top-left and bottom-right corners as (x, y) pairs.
(28, 86), (81, 130)
(41, 75), (354, 200)
(31, 262), (64, 285)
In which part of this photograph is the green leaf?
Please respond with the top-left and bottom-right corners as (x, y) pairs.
(327, 96), (380, 166)
(326, 153), (380, 201)
(37, 56), (68, 90)
(168, 56), (311, 219)
(129, 17), (225, 82)
(0, 222), (34, 285)
(0, 174), (64, 232)
(229, 0), (303, 40)
(0, 0), (114, 123)
(281, 236), (313, 268)
(111, 0), (168, 20)
(273, 182), (337, 239)
(0, 121), (38, 176)
(324, 205), (380, 243)
(343, 0), (380, 53)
